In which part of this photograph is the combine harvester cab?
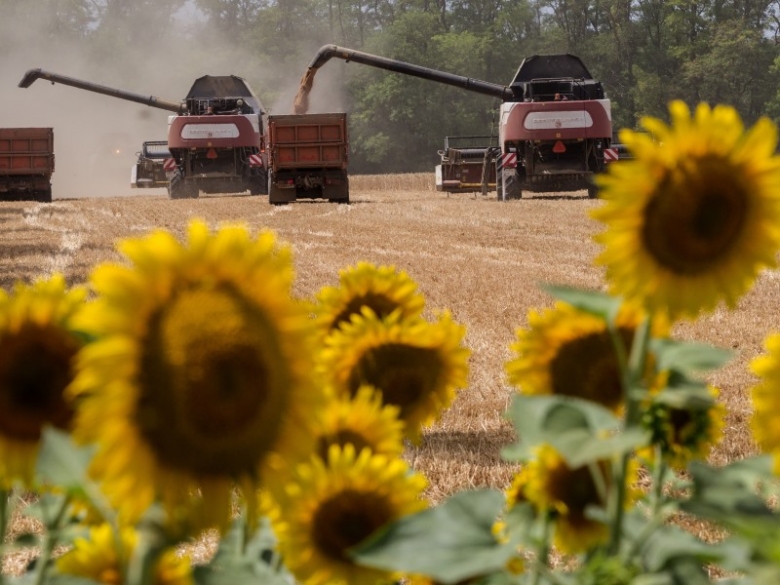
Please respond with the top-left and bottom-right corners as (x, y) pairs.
(18, 69), (269, 200)
(303, 45), (612, 200)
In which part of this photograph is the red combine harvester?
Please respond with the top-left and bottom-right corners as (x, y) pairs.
(305, 46), (612, 199)
(18, 70), (268, 199)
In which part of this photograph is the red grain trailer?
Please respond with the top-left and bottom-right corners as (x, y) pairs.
(0, 128), (55, 202)
(267, 113), (349, 205)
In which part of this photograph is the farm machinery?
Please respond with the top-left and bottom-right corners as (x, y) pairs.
(18, 70), (268, 199)
(304, 45), (612, 199)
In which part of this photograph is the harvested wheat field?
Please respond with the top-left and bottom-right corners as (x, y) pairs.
(1, 172), (778, 566)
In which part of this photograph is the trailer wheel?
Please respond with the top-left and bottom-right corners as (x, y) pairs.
(327, 176), (350, 204)
(36, 187), (52, 203)
(587, 183), (599, 199)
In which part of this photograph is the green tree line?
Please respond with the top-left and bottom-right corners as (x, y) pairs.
(5, 0), (780, 173)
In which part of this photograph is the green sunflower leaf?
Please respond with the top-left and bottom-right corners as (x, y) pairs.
(352, 489), (517, 584)
(542, 284), (621, 322)
(35, 427), (94, 490)
(200, 518), (292, 585)
(650, 339), (733, 375)
(556, 428), (650, 468)
(502, 395), (620, 461)
(681, 457), (779, 535)
(653, 379), (714, 410)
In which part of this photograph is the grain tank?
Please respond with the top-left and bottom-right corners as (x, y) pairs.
(18, 69), (268, 199)
(304, 45), (612, 199)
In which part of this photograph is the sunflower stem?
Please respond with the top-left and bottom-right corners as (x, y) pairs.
(608, 316), (651, 555)
(0, 489), (8, 585)
(651, 448), (668, 515)
(529, 515), (552, 585)
(33, 493), (70, 585)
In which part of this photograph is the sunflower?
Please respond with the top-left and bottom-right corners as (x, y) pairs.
(750, 333), (780, 473)
(68, 220), (321, 531)
(55, 522), (192, 585)
(318, 310), (469, 442)
(271, 444), (428, 585)
(0, 275), (86, 489)
(313, 385), (405, 460)
(517, 444), (639, 555)
(592, 101), (780, 320)
(640, 385), (725, 469)
(505, 301), (667, 413)
(314, 262), (425, 335)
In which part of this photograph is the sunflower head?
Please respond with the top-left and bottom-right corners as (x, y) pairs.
(314, 262), (426, 335)
(55, 522), (192, 585)
(640, 385), (725, 469)
(271, 444), (428, 585)
(318, 310), (469, 443)
(313, 385), (405, 460)
(521, 444), (639, 555)
(505, 301), (667, 413)
(69, 220), (321, 530)
(592, 101), (780, 320)
(0, 275), (86, 489)
(750, 333), (780, 474)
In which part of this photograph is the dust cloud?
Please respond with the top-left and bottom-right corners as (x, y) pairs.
(0, 8), (179, 199)
(0, 2), (347, 200)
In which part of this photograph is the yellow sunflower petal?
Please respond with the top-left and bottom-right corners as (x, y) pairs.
(0, 275), (86, 489)
(318, 310), (469, 442)
(314, 261), (426, 335)
(505, 301), (668, 413)
(592, 101), (780, 320)
(69, 220), (322, 533)
(271, 445), (428, 585)
(519, 444), (640, 555)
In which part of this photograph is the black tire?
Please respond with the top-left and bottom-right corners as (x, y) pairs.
(37, 187), (52, 203)
(587, 183), (599, 199)
(249, 171), (268, 196)
(168, 169), (198, 200)
(327, 177), (350, 204)
(499, 167), (522, 201)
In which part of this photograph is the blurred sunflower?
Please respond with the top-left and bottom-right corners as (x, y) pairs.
(68, 220), (320, 530)
(271, 445), (428, 585)
(640, 384), (725, 469)
(314, 385), (405, 460)
(505, 301), (667, 413)
(318, 310), (469, 442)
(0, 275), (86, 488)
(750, 333), (780, 473)
(314, 262), (425, 334)
(592, 100), (780, 320)
(55, 522), (192, 585)
(518, 444), (639, 555)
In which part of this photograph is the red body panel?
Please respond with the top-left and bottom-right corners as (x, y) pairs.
(501, 100), (612, 142)
(268, 113), (348, 171)
(167, 115), (261, 150)
(0, 128), (55, 176)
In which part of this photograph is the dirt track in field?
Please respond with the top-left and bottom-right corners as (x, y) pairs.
(1, 177), (778, 504)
